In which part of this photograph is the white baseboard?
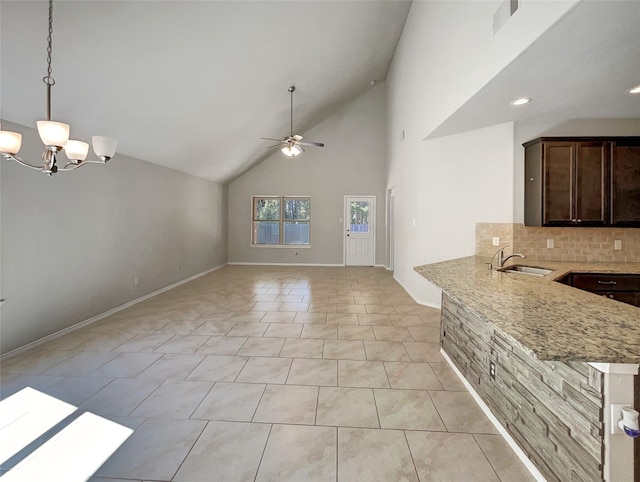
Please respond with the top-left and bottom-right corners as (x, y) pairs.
(440, 348), (547, 482)
(1, 263), (227, 361)
(392, 274), (441, 309)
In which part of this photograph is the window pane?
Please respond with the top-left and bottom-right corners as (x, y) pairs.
(350, 201), (370, 233)
(254, 222), (280, 244)
(254, 198), (280, 221)
(284, 198), (310, 221)
(284, 222), (309, 244)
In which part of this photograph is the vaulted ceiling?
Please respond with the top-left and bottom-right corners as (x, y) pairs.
(1, 1), (411, 182)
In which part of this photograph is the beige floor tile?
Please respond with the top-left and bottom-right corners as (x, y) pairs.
(225, 300), (257, 312)
(326, 313), (360, 325)
(338, 360), (389, 388)
(300, 324), (337, 339)
(97, 418), (207, 481)
(236, 357), (292, 384)
(407, 325), (440, 342)
(419, 309), (442, 324)
(227, 322), (269, 337)
(191, 382), (265, 421)
(196, 312), (236, 323)
(363, 341), (411, 362)
(131, 379), (213, 418)
(187, 355), (248, 382)
(174, 421), (270, 482)
(374, 389), (446, 430)
(230, 311), (266, 323)
(403, 341), (444, 362)
(253, 384), (318, 424)
(190, 320), (237, 336)
(154, 335), (210, 354)
(263, 323), (303, 338)
(153, 319), (207, 335)
(114, 334), (174, 352)
(279, 302), (310, 312)
(474, 434), (537, 481)
(0, 374), (65, 399)
(316, 387), (379, 428)
(73, 332), (138, 352)
(372, 326), (413, 342)
(308, 303), (338, 313)
(251, 301), (283, 312)
(45, 376), (114, 405)
(1, 350), (77, 375)
(405, 432), (500, 482)
(357, 314), (392, 326)
(336, 304), (367, 314)
(323, 340), (366, 360)
(195, 336), (247, 355)
(237, 337), (285, 357)
(286, 358), (337, 386)
(137, 353), (205, 380)
(338, 428), (418, 482)
(261, 311), (296, 324)
(354, 296), (382, 304)
(429, 391), (499, 434)
(276, 294), (305, 303)
(294, 312), (327, 324)
(430, 362), (467, 391)
(43, 351), (120, 376)
(279, 338), (325, 358)
(251, 294), (280, 302)
(81, 377), (162, 417)
(384, 361), (444, 390)
(389, 314), (427, 327)
(365, 304), (397, 314)
(256, 425), (336, 482)
(91, 352), (162, 378)
(337, 325), (375, 340)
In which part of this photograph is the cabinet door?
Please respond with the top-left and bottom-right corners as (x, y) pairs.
(611, 142), (640, 226)
(543, 142), (574, 225)
(574, 142), (609, 226)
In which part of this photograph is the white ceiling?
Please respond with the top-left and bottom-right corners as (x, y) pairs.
(426, 0), (640, 140)
(1, 0), (411, 182)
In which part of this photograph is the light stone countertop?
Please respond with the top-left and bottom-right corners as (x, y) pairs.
(414, 256), (640, 363)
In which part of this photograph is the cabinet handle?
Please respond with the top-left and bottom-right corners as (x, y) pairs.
(529, 178), (534, 181)
(597, 280), (617, 285)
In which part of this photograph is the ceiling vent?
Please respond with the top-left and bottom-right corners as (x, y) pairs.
(493, 0), (519, 34)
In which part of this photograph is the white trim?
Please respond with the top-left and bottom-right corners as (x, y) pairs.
(249, 244), (312, 249)
(0, 264), (226, 361)
(392, 274), (441, 309)
(228, 262), (344, 267)
(588, 363), (639, 375)
(440, 348), (547, 482)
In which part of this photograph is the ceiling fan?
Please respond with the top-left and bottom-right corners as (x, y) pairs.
(261, 86), (325, 158)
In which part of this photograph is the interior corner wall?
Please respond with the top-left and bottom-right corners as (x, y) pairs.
(0, 120), (228, 354)
(227, 83), (387, 266)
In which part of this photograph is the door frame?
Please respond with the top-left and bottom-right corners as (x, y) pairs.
(386, 188), (394, 271)
(343, 195), (376, 266)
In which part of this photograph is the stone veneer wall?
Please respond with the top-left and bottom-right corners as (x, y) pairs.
(476, 222), (640, 262)
(441, 294), (605, 482)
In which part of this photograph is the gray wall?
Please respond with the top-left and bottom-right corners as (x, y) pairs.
(1, 120), (227, 353)
(228, 84), (387, 265)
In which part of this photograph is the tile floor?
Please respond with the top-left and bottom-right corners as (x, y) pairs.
(0, 266), (535, 482)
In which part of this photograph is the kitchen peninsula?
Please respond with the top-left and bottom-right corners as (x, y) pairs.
(415, 256), (640, 482)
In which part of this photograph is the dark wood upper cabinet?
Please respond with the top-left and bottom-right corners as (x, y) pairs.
(524, 137), (640, 227)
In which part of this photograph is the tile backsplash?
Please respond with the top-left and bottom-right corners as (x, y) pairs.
(476, 223), (640, 263)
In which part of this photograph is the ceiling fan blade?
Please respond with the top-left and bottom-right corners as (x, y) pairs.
(299, 141), (325, 147)
(266, 144), (282, 149)
(260, 137), (284, 142)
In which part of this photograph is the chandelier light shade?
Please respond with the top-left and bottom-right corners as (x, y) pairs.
(281, 142), (303, 158)
(0, 0), (117, 175)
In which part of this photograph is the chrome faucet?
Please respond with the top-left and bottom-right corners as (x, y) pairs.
(487, 245), (526, 270)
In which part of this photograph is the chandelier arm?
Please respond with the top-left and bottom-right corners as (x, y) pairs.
(5, 155), (45, 171)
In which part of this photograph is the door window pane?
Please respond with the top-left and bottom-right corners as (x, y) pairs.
(350, 202), (370, 233)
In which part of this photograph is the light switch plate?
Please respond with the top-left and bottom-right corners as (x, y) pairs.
(546, 239), (554, 249)
(492, 237), (500, 246)
(614, 240), (622, 250)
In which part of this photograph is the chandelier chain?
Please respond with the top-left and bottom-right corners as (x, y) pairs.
(43, 0), (55, 86)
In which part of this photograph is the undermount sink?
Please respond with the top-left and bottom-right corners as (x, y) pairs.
(498, 265), (553, 277)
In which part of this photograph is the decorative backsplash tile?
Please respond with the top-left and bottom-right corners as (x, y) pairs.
(476, 223), (640, 263)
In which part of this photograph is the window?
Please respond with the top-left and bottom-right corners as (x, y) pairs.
(252, 196), (310, 245)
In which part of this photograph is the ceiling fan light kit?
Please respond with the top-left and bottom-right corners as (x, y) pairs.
(261, 85), (325, 159)
(0, 0), (117, 175)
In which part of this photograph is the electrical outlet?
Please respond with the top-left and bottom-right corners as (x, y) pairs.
(492, 237), (500, 246)
(489, 361), (496, 379)
(614, 240), (622, 250)
(134, 277), (139, 286)
(177, 264), (181, 272)
(547, 239), (554, 249)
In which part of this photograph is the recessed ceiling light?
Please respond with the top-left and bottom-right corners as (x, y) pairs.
(627, 84), (640, 94)
(510, 97), (531, 106)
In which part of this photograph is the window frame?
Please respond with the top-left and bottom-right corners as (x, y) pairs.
(251, 195), (311, 247)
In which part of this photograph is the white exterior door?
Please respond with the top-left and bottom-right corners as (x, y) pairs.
(344, 196), (375, 266)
